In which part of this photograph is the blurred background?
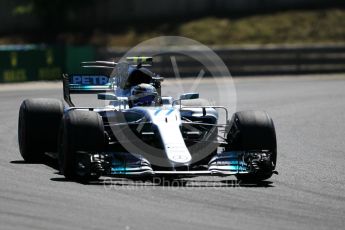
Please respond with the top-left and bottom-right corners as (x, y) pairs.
(0, 0), (345, 82)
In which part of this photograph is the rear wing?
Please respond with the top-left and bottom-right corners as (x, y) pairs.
(62, 74), (113, 106)
(126, 57), (153, 67)
(63, 56), (155, 106)
(81, 57), (153, 69)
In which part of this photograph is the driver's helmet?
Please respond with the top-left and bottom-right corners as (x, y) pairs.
(128, 83), (158, 107)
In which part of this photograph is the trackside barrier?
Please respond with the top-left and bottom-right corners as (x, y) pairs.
(97, 45), (345, 77)
(0, 45), (94, 83)
(1, 44), (344, 82)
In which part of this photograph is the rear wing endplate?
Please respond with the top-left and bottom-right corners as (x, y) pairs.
(62, 74), (113, 106)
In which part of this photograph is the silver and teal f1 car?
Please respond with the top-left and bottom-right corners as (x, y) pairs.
(18, 57), (278, 183)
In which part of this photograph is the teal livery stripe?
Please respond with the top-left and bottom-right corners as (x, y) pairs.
(69, 84), (112, 92)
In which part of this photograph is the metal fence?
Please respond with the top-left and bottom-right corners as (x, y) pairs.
(97, 45), (345, 77)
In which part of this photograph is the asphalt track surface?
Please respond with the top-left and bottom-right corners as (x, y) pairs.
(1, 75), (345, 230)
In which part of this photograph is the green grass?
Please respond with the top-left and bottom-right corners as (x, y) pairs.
(177, 9), (345, 45)
(103, 8), (345, 46)
(1, 8), (345, 46)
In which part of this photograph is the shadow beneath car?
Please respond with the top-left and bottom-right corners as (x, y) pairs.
(10, 160), (29, 164)
(10, 156), (59, 171)
(221, 179), (274, 188)
(48, 176), (274, 188)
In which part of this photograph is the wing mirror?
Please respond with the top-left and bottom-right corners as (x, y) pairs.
(98, 93), (118, 100)
(180, 93), (199, 100)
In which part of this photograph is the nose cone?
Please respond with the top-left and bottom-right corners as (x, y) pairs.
(150, 108), (192, 164)
(166, 144), (192, 163)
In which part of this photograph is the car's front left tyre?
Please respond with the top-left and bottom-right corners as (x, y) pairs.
(227, 110), (277, 182)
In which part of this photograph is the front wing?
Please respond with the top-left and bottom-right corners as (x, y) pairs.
(74, 150), (274, 178)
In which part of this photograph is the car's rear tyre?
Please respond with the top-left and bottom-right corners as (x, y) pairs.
(58, 110), (105, 181)
(18, 98), (63, 162)
(227, 110), (277, 182)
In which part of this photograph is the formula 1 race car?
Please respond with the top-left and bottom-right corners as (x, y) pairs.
(18, 57), (278, 183)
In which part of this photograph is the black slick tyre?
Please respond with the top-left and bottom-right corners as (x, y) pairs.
(18, 98), (63, 162)
(58, 110), (105, 181)
(227, 110), (277, 182)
